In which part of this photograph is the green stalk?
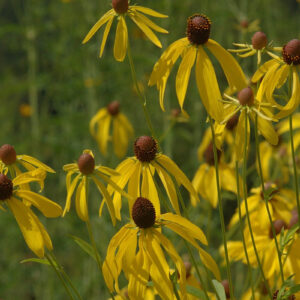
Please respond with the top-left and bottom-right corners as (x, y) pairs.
(254, 114), (285, 283)
(235, 161), (255, 300)
(45, 253), (75, 300)
(127, 40), (157, 140)
(209, 116), (234, 300)
(242, 112), (272, 299)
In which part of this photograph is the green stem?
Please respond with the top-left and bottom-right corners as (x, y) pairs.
(49, 252), (83, 300)
(208, 116), (234, 300)
(289, 115), (300, 230)
(242, 112), (272, 299)
(235, 161), (255, 300)
(45, 253), (75, 300)
(254, 114), (285, 283)
(127, 40), (157, 140)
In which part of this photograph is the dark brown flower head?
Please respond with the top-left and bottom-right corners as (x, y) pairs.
(134, 136), (157, 162)
(269, 219), (286, 239)
(240, 19), (249, 28)
(225, 113), (239, 131)
(282, 39), (300, 65)
(112, 0), (128, 14)
(0, 144), (17, 165)
(0, 174), (13, 201)
(186, 14), (211, 45)
(251, 31), (268, 50)
(132, 197), (156, 228)
(237, 87), (254, 106)
(107, 101), (120, 116)
(77, 153), (95, 175)
(221, 280), (230, 299)
(288, 209), (299, 229)
(204, 143), (221, 166)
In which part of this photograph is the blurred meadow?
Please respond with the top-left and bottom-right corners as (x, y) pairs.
(1, 0), (300, 299)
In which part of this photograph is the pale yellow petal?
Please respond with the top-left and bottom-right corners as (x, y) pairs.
(132, 6), (168, 18)
(100, 17), (114, 57)
(114, 16), (128, 62)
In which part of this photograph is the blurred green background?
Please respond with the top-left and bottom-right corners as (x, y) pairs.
(0, 0), (299, 298)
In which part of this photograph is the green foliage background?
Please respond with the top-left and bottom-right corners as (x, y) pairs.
(0, 0), (299, 298)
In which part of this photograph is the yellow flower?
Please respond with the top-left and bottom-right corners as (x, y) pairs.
(82, 0), (168, 61)
(148, 14), (247, 122)
(107, 136), (199, 220)
(90, 101), (134, 159)
(0, 172), (62, 257)
(221, 86), (278, 160)
(252, 39), (300, 119)
(63, 150), (130, 225)
(229, 31), (282, 65)
(192, 141), (243, 208)
(102, 197), (220, 300)
(19, 103), (32, 117)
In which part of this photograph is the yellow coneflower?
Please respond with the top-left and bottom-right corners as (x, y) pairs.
(229, 31), (282, 65)
(102, 197), (220, 300)
(63, 150), (131, 225)
(107, 136), (199, 220)
(221, 86), (278, 160)
(82, 0), (168, 61)
(0, 172), (62, 257)
(149, 14), (247, 122)
(192, 142), (242, 208)
(252, 39), (300, 119)
(90, 101), (134, 159)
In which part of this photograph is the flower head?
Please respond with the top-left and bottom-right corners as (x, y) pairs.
(90, 101), (134, 159)
(63, 150), (130, 225)
(107, 136), (199, 220)
(102, 196), (220, 299)
(0, 171), (62, 257)
(149, 13), (247, 122)
(82, 1), (168, 61)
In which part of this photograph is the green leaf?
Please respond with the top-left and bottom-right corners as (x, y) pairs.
(212, 279), (227, 300)
(20, 258), (51, 266)
(186, 285), (207, 300)
(70, 235), (96, 261)
(285, 284), (300, 297)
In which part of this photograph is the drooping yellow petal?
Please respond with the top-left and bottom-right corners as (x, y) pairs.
(74, 177), (88, 221)
(15, 190), (62, 218)
(132, 6), (168, 18)
(8, 197), (45, 258)
(198, 247), (221, 280)
(12, 169), (46, 188)
(237, 49), (256, 58)
(252, 59), (278, 83)
(114, 16), (128, 62)
(129, 13), (162, 48)
(82, 9), (115, 44)
(90, 108), (107, 138)
(97, 114), (112, 156)
(91, 175), (116, 226)
(191, 164), (207, 206)
(63, 173), (81, 216)
(112, 118), (127, 158)
(197, 128), (212, 161)
(219, 164), (243, 198)
(235, 110), (250, 161)
(128, 162), (142, 215)
(131, 11), (168, 33)
(63, 163), (78, 172)
(19, 155), (55, 173)
(206, 39), (248, 91)
(205, 167), (218, 208)
(99, 17), (114, 58)
(195, 47), (223, 122)
(176, 46), (196, 110)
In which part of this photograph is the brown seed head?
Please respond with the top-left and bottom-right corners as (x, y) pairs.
(221, 280), (230, 299)
(132, 197), (156, 228)
(204, 143), (221, 166)
(107, 101), (120, 116)
(240, 20), (249, 28)
(0, 144), (17, 165)
(282, 39), (300, 65)
(186, 14), (211, 45)
(237, 87), (254, 106)
(77, 153), (95, 175)
(269, 219), (286, 239)
(251, 31), (268, 50)
(0, 174), (13, 201)
(112, 0), (128, 14)
(134, 136), (157, 162)
(225, 113), (239, 131)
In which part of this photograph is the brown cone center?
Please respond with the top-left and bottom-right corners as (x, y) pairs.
(0, 144), (17, 165)
(186, 14), (211, 45)
(78, 153), (95, 175)
(251, 31), (267, 50)
(132, 197), (156, 228)
(134, 136), (157, 162)
(0, 174), (13, 201)
(107, 101), (120, 116)
(112, 0), (128, 14)
(282, 39), (300, 65)
(237, 87), (254, 106)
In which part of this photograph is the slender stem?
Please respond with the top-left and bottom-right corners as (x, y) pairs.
(159, 120), (176, 143)
(45, 253), (75, 300)
(127, 41), (157, 140)
(289, 114), (300, 229)
(254, 114), (285, 283)
(208, 116), (234, 300)
(235, 161), (255, 300)
(242, 113), (272, 299)
(49, 252), (83, 300)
